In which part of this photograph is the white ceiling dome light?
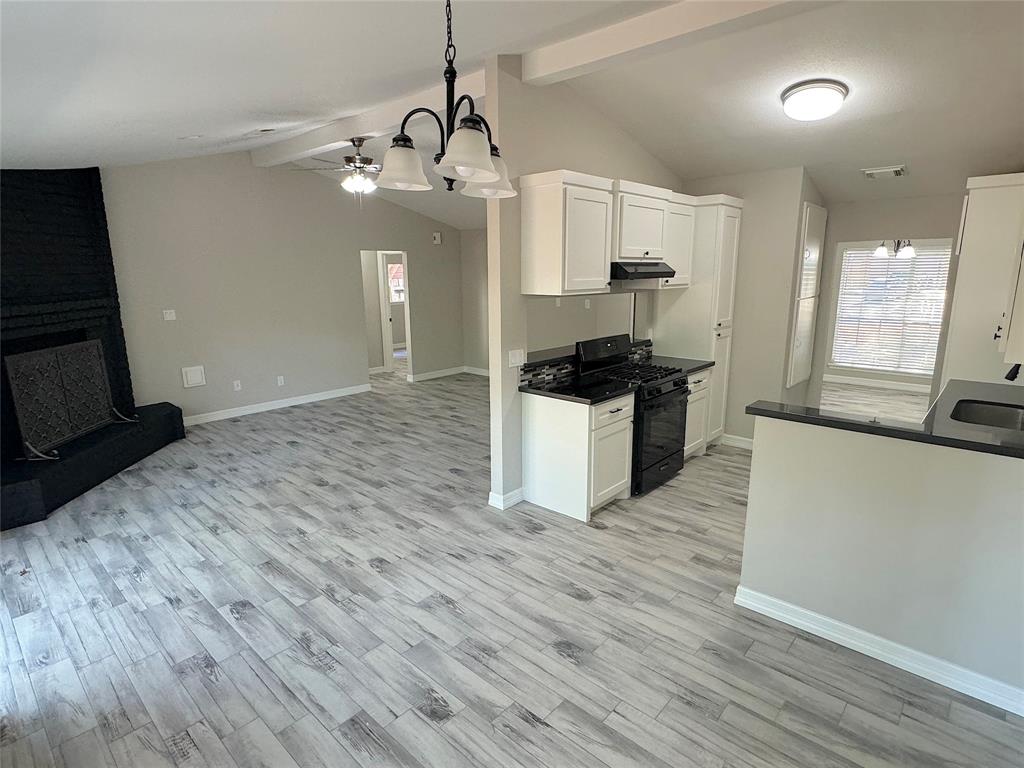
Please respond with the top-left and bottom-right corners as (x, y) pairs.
(781, 79), (849, 121)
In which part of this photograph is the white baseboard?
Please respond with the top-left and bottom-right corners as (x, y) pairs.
(719, 434), (754, 450)
(488, 488), (524, 510)
(407, 366), (489, 382)
(183, 384), (371, 426)
(734, 586), (1024, 716)
(823, 373), (931, 394)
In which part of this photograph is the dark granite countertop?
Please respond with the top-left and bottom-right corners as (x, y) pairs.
(651, 356), (715, 377)
(746, 379), (1024, 459)
(519, 380), (638, 405)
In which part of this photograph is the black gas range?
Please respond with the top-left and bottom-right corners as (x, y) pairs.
(576, 335), (689, 495)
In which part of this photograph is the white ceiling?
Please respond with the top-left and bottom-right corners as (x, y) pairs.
(0, 0), (661, 169)
(567, 1), (1024, 203)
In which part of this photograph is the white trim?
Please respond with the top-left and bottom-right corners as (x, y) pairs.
(734, 586), (1024, 717)
(406, 366), (489, 382)
(368, 366), (386, 374)
(822, 373), (931, 393)
(376, 252), (394, 373)
(183, 384), (370, 426)
(488, 488), (524, 510)
(966, 172), (1024, 190)
(392, 343), (405, 350)
(463, 367), (489, 377)
(718, 434), (753, 450)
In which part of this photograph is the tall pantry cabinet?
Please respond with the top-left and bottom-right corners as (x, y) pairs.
(652, 196), (743, 442)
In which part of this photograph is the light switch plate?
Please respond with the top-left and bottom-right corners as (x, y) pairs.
(432, 232), (442, 245)
(276, 375), (285, 386)
(584, 299), (591, 310)
(233, 380), (242, 391)
(555, 298), (561, 307)
(508, 349), (525, 367)
(163, 309), (177, 321)
(181, 365), (206, 388)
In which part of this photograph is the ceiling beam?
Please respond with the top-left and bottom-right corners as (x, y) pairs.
(250, 68), (485, 167)
(522, 0), (807, 86)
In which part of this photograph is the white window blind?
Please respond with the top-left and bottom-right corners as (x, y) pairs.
(830, 243), (951, 375)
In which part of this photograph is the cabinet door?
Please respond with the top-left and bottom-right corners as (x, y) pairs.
(662, 203), (694, 287)
(617, 194), (668, 260)
(714, 208), (741, 324)
(684, 388), (708, 457)
(564, 186), (614, 292)
(708, 329), (732, 441)
(589, 419), (632, 509)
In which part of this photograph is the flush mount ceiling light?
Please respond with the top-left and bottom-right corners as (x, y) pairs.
(781, 79), (848, 121)
(376, 0), (515, 198)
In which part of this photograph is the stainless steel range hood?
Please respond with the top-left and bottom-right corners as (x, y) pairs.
(610, 261), (676, 280)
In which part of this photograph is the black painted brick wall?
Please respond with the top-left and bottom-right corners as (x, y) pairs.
(1, 168), (135, 461)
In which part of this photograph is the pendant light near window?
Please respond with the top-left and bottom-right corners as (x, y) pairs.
(375, 0), (515, 197)
(873, 239), (915, 259)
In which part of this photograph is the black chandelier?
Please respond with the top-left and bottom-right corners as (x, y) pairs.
(873, 239), (916, 259)
(375, 0), (515, 198)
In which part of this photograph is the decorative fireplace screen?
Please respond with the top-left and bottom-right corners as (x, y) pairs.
(4, 340), (128, 459)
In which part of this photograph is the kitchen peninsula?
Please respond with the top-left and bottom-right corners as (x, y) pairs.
(737, 379), (1024, 715)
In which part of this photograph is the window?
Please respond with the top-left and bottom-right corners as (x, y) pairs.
(387, 262), (405, 303)
(830, 241), (951, 376)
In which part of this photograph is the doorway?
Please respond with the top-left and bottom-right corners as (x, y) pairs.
(374, 250), (413, 379)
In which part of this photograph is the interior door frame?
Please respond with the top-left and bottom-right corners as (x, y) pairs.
(376, 250), (411, 375)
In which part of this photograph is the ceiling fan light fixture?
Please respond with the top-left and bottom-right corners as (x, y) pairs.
(341, 169), (376, 194)
(781, 79), (848, 121)
(461, 148), (516, 198)
(435, 116), (498, 182)
(376, 135), (432, 191)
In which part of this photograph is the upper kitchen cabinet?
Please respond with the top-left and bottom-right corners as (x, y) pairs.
(613, 180), (672, 260)
(941, 173), (1024, 384)
(662, 194), (696, 287)
(521, 170), (614, 296)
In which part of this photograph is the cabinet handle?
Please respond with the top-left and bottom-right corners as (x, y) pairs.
(609, 407), (623, 414)
(643, 250), (650, 257)
(664, 279), (670, 284)
(715, 332), (722, 338)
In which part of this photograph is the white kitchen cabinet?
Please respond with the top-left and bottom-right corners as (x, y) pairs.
(521, 170), (614, 296)
(684, 370), (711, 457)
(523, 392), (634, 521)
(1003, 227), (1024, 363)
(709, 327), (732, 441)
(613, 180), (672, 261)
(941, 173), (1024, 384)
(714, 206), (741, 326)
(661, 199), (695, 288)
(589, 419), (633, 508)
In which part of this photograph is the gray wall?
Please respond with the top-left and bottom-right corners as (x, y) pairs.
(460, 229), (489, 370)
(682, 167), (808, 440)
(806, 193), (964, 404)
(361, 250), (384, 369)
(104, 151), (461, 417)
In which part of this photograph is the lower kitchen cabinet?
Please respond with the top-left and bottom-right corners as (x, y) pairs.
(684, 371), (710, 457)
(523, 392), (634, 521)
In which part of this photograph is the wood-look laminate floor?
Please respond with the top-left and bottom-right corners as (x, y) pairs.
(819, 382), (931, 423)
(2, 368), (1020, 768)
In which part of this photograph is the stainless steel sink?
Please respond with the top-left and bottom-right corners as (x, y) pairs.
(950, 399), (1024, 431)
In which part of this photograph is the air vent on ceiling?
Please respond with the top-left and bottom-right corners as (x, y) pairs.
(861, 165), (907, 180)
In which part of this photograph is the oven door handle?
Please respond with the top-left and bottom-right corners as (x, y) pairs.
(642, 387), (690, 408)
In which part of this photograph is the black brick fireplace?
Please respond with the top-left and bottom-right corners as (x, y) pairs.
(1, 168), (184, 529)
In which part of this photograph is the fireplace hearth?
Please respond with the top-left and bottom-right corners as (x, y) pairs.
(1, 167), (184, 529)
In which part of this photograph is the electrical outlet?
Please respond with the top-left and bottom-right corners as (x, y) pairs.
(508, 349), (525, 367)
(584, 299), (591, 309)
(276, 375), (285, 387)
(432, 232), (442, 245)
(162, 309), (177, 321)
(233, 380), (242, 391)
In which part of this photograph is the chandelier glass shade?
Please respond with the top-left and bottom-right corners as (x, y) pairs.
(376, 138), (432, 191)
(461, 150), (515, 198)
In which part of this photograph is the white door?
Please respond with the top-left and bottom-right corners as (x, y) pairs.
(714, 208), (741, 324)
(684, 387), (709, 457)
(617, 194), (668, 260)
(589, 419), (632, 509)
(709, 329), (732, 441)
(564, 186), (614, 292)
(662, 203), (694, 287)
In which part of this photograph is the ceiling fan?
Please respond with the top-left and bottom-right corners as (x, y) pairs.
(297, 137), (382, 193)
